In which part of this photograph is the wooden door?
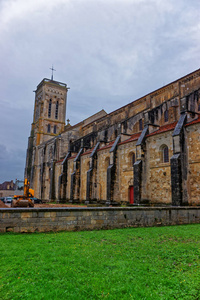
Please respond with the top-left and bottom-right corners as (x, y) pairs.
(129, 185), (134, 204)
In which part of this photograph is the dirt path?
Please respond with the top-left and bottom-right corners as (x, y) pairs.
(34, 203), (87, 208)
(0, 200), (86, 208)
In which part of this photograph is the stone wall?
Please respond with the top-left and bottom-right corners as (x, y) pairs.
(1, 207), (200, 233)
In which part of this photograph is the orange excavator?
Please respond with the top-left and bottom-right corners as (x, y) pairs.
(12, 179), (34, 207)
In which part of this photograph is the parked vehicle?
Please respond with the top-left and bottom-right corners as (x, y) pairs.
(3, 197), (13, 204)
(30, 197), (42, 204)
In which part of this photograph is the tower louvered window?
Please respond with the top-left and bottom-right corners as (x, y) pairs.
(54, 125), (57, 134)
(55, 101), (59, 119)
(47, 124), (51, 133)
(48, 99), (52, 118)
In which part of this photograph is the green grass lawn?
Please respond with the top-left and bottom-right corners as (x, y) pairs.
(1, 225), (200, 300)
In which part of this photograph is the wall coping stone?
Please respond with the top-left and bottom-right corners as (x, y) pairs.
(1, 206), (200, 213)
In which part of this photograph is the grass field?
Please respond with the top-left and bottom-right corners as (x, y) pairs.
(1, 225), (200, 300)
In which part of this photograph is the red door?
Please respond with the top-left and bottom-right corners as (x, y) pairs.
(129, 186), (134, 204)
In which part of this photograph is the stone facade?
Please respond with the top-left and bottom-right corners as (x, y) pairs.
(25, 69), (200, 205)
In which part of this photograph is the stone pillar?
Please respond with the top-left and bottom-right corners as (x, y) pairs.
(106, 136), (121, 205)
(106, 164), (113, 202)
(59, 151), (71, 202)
(171, 153), (182, 206)
(171, 112), (187, 206)
(134, 125), (148, 204)
(86, 168), (92, 201)
(133, 160), (142, 204)
(69, 148), (83, 202)
(70, 171), (76, 202)
(86, 142), (100, 203)
(49, 161), (55, 201)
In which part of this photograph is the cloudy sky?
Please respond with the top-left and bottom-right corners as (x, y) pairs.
(0, 0), (200, 183)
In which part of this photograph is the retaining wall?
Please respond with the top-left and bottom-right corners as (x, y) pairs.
(1, 207), (200, 233)
(0, 207), (200, 232)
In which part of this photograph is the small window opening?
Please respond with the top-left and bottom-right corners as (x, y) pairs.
(132, 153), (135, 165)
(48, 99), (52, 118)
(53, 125), (57, 134)
(163, 146), (169, 163)
(139, 119), (143, 131)
(164, 110), (168, 122)
(55, 101), (59, 119)
(155, 110), (159, 121)
(47, 124), (51, 133)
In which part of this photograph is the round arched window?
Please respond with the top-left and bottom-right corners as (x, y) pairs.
(163, 146), (169, 163)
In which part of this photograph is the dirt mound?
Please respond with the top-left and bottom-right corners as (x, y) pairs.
(0, 200), (8, 208)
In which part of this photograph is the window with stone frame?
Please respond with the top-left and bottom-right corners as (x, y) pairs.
(160, 145), (169, 163)
(164, 110), (168, 122)
(132, 152), (135, 165)
(53, 125), (57, 134)
(48, 99), (52, 118)
(139, 119), (143, 131)
(47, 124), (51, 133)
(105, 157), (110, 169)
(55, 101), (59, 119)
(87, 161), (90, 170)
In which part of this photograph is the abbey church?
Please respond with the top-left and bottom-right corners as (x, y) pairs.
(25, 68), (200, 206)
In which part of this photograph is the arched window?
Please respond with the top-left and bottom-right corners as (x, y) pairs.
(55, 101), (59, 119)
(47, 124), (51, 133)
(162, 145), (169, 163)
(105, 157), (110, 169)
(139, 119), (143, 131)
(48, 99), (52, 118)
(132, 152), (135, 165)
(198, 103), (200, 111)
(129, 152), (135, 166)
(53, 125), (57, 134)
(164, 110), (168, 122)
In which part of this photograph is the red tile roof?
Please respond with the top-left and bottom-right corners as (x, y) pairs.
(147, 122), (177, 137)
(81, 148), (93, 156)
(67, 154), (77, 160)
(119, 132), (141, 145)
(185, 115), (200, 127)
(55, 159), (64, 164)
(97, 141), (115, 151)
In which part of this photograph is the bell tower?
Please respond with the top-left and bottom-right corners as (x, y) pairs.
(25, 76), (69, 182)
(32, 77), (68, 146)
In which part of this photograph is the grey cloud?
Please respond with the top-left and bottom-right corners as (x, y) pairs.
(0, 0), (200, 181)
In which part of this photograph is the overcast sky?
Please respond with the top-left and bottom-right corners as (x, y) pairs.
(0, 0), (200, 183)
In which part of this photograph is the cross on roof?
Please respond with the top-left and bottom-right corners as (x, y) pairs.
(50, 65), (56, 80)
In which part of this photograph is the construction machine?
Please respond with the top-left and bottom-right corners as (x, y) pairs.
(12, 179), (34, 207)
